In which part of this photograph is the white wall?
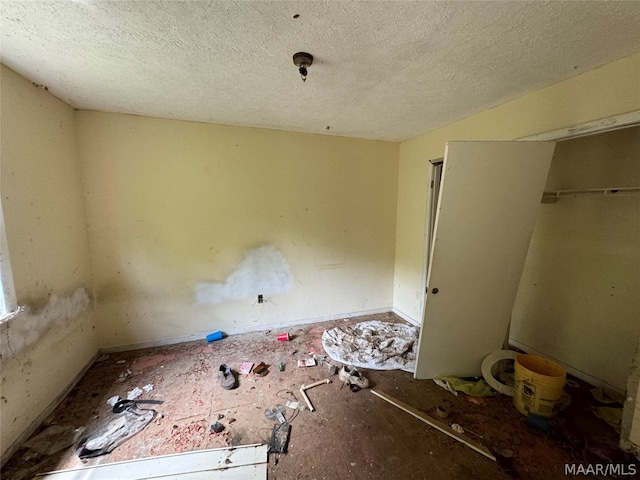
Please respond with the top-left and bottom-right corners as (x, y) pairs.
(0, 65), (97, 463)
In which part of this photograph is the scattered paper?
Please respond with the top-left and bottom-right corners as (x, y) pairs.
(106, 395), (120, 406)
(451, 423), (465, 434)
(143, 384), (154, 392)
(239, 362), (254, 375)
(297, 358), (316, 367)
(116, 369), (132, 383)
(127, 387), (143, 400)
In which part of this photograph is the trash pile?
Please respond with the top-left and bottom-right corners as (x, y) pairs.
(321, 321), (419, 372)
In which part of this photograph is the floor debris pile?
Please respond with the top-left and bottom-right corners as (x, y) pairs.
(321, 320), (419, 372)
(2, 312), (637, 480)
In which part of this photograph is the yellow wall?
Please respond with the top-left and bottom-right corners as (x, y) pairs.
(0, 65), (97, 462)
(395, 51), (640, 454)
(394, 51), (640, 322)
(76, 112), (399, 348)
(512, 127), (640, 390)
(2, 47), (639, 460)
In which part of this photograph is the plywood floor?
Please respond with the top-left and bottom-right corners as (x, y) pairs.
(3, 313), (633, 480)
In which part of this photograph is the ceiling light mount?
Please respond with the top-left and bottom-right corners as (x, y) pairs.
(293, 52), (313, 82)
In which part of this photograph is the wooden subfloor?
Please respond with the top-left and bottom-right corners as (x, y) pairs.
(2, 313), (634, 479)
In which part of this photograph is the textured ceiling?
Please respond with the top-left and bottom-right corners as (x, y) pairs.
(1, 1), (640, 142)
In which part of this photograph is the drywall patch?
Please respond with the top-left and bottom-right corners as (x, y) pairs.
(0, 288), (90, 359)
(195, 245), (293, 305)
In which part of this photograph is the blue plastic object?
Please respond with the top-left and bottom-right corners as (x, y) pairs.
(206, 331), (223, 342)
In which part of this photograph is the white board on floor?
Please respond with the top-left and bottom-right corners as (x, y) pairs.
(415, 141), (555, 379)
(36, 444), (268, 480)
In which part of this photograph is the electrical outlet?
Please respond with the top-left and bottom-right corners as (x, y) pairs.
(258, 294), (264, 303)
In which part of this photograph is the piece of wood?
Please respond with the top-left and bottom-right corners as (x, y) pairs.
(302, 378), (331, 390)
(371, 389), (496, 461)
(299, 379), (331, 412)
(415, 141), (555, 379)
(300, 386), (314, 411)
(37, 444), (268, 479)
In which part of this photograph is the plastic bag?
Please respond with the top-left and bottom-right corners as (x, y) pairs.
(76, 403), (156, 458)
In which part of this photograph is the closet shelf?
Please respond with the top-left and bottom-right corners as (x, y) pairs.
(542, 186), (640, 203)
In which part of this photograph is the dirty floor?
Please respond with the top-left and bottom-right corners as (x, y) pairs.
(3, 313), (636, 479)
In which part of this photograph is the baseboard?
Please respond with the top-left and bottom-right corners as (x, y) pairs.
(100, 308), (396, 354)
(391, 307), (420, 326)
(508, 339), (624, 394)
(0, 351), (100, 468)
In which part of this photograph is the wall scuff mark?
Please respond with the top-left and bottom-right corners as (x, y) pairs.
(0, 288), (90, 360)
(195, 245), (293, 305)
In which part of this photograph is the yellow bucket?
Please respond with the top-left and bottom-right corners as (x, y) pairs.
(513, 354), (566, 418)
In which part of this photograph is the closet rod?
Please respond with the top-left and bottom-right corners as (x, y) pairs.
(542, 186), (640, 203)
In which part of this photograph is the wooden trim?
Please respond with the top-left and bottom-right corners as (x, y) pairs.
(100, 308), (394, 353)
(509, 339), (624, 394)
(391, 307), (419, 325)
(519, 111), (640, 142)
(36, 444), (268, 479)
(371, 389), (496, 461)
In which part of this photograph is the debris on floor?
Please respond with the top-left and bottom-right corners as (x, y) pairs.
(433, 375), (497, 397)
(297, 357), (316, 367)
(239, 361), (254, 374)
(264, 405), (287, 424)
(116, 368), (132, 383)
(322, 320), (418, 372)
(252, 361), (268, 376)
(526, 413), (551, 433)
(591, 386), (626, 405)
(481, 349), (518, 396)
(127, 386), (143, 400)
(435, 405), (450, 418)
(592, 406), (623, 432)
(371, 389), (496, 462)
(206, 330), (224, 342)
(22, 425), (82, 456)
(269, 422), (291, 454)
(299, 379), (331, 412)
(276, 332), (290, 342)
(171, 420), (208, 452)
(76, 402), (157, 458)
(210, 422), (225, 433)
(338, 365), (369, 391)
(218, 364), (237, 389)
(4, 312), (636, 480)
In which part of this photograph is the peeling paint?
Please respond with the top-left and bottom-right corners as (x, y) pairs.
(195, 245), (293, 305)
(0, 288), (90, 359)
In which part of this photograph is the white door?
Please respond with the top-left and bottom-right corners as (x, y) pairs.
(414, 141), (555, 379)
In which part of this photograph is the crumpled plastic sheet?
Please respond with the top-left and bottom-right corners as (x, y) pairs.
(23, 425), (84, 456)
(322, 321), (419, 372)
(76, 404), (156, 458)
